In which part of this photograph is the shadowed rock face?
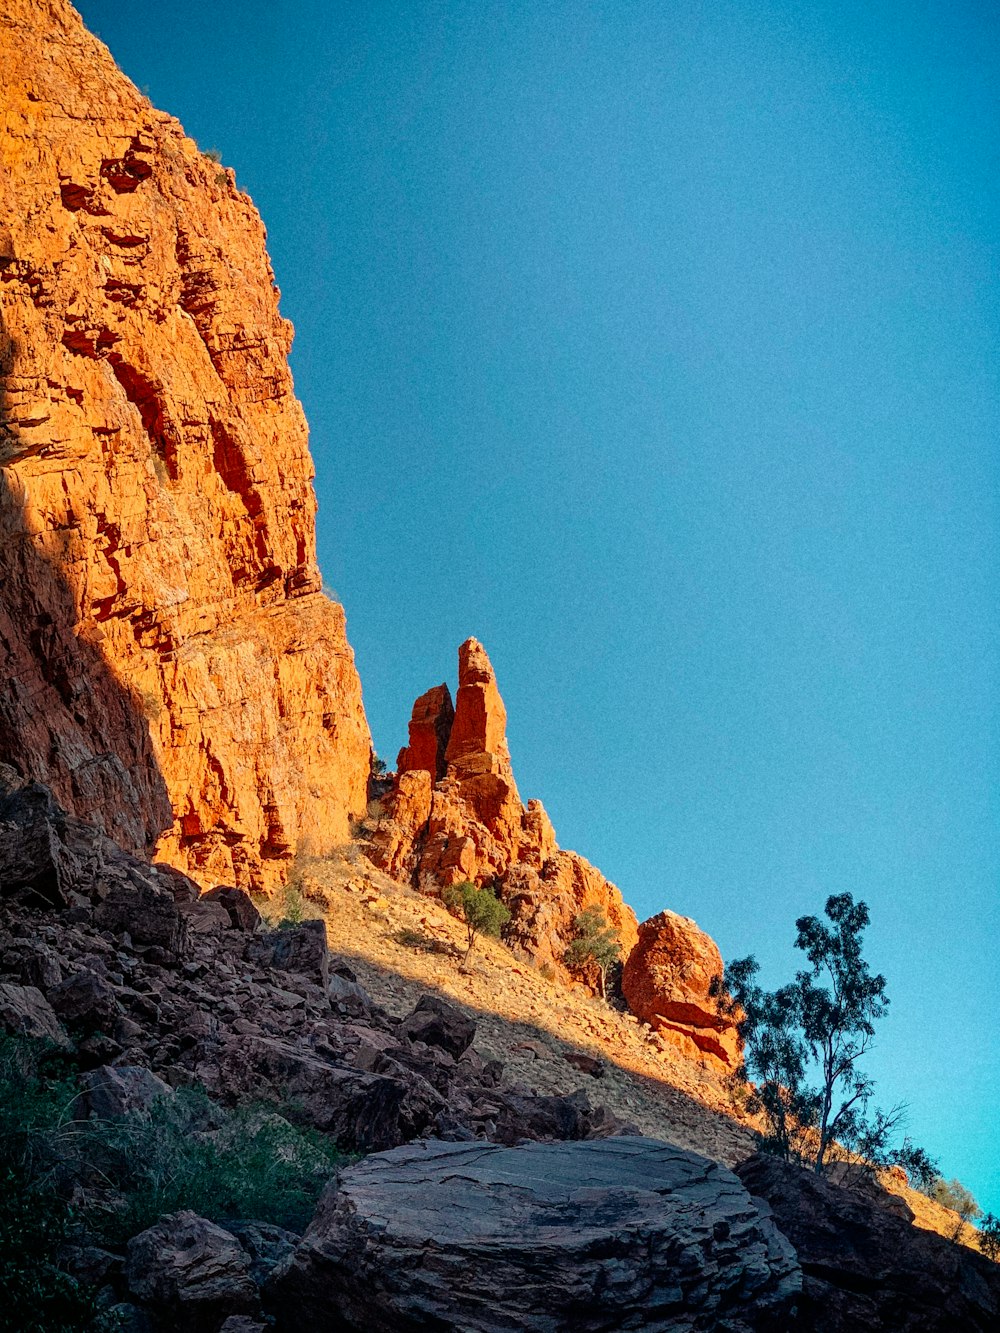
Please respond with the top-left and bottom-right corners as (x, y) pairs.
(0, 0), (371, 890)
(370, 638), (640, 986)
(736, 1154), (1000, 1332)
(272, 1136), (802, 1332)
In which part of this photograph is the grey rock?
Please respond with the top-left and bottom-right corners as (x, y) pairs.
(227, 1221), (299, 1287)
(205, 885), (263, 933)
(246, 920), (328, 988)
(125, 1211), (257, 1317)
(272, 1136), (801, 1332)
(398, 993), (476, 1058)
(49, 968), (120, 1030)
(81, 1063), (173, 1119)
(95, 879), (188, 953)
(737, 1152), (1000, 1332)
(178, 899), (231, 936)
(0, 981), (70, 1045)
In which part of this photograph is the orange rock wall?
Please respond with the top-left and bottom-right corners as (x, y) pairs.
(0, 0), (371, 888)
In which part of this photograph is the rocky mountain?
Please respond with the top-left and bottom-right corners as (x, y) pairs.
(0, 0), (371, 891)
(1, 4), (996, 1329)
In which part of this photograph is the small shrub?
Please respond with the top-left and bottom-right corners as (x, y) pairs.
(564, 906), (621, 998)
(442, 881), (511, 962)
(138, 686), (163, 721)
(371, 755), (388, 778)
(926, 1176), (982, 1242)
(0, 1037), (108, 1329)
(203, 146), (223, 164)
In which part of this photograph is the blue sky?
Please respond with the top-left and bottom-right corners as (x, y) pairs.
(77, 1), (998, 1211)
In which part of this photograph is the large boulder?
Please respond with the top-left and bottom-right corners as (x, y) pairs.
(622, 909), (740, 1069)
(125, 1212), (258, 1327)
(246, 920), (329, 989)
(0, 981), (70, 1046)
(736, 1153), (1000, 1331)
(95, 880), (188, 953)
(271, 1136), (801, 1331)
(398, 994), (476, 1059)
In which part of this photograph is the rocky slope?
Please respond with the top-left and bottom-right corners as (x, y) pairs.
(0, 0), (371, 890)
(369, 638), (741, 1068)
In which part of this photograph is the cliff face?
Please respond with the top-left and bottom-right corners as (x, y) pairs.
(0, 0), (371, 888)
(369, 640), (640, 984)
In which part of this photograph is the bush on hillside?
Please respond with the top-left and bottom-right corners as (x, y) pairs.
(442, 881), (511, 961)
(564, 907), (621, 998)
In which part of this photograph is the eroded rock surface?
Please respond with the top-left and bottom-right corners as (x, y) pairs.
(370, 639), (639, 985)
(272, 1136), (802, 1332)
(737, 1153), (1000, 1332)
(0, 0), (371, 890)
(622, 909), (741, 1070)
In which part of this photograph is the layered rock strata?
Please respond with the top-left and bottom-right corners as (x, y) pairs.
(369, 639), (639, 983)
(622, 909), (741, 1070)
(0, 0), (371, 889)
(273, 1136), (802, 1331)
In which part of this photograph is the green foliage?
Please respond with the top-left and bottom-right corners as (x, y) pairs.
(203, 146), (223, 163)
(442, 881), (511, 960)
(719, 893), (933, 1178)
(564, 907), (621, 997)
(978, 1213), (1000, 1262)
(0, 1037), (105, 1330)
(371, 754), (388, 778)
(86, 1087), (342, 1240)
(0, 1034), (343, 1323)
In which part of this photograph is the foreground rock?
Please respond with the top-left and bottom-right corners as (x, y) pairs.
(125, 1212), (258, 1327)
(369, 639), (640, 986)
(736, 1153), (1000, 1331)
(272, 1136), (801, 1331)
(0, 0), (371, 889)
(622, 909), (741, 1070)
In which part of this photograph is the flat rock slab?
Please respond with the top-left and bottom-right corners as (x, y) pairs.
(273, 1136), (800, 1331)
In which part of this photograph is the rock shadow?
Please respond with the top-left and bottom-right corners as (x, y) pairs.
(0, 298), (171, 854)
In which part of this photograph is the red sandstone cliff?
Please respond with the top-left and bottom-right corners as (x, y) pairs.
(0, 0), (371, 889)
(369, 639), (640, 984)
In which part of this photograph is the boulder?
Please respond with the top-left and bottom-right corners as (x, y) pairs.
(0, 981), (70, 1046)
(398, 994), (476, 1059)
(246, 920), (328, 989)
(178, 899), (231, 936)
(271, 1136), (801, 1331)
(205, 886), (262, 933)
(622, 909), (741, 1069)
(49, 969), (120, 1031)
(125, 1212), (257, 1324)
(736, 1153), (1000, 1331)
(212, 1034), (442, 1151)
(95, 880), (188, 954)
(0, 782), (77, 906)
(81, 1064), (172, 1119)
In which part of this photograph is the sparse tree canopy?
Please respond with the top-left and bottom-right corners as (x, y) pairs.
(443, 881), (510, 961)
(564, 906), (621, 998)
(719, 892), (935, 1181)
(928, 1177), (982, 1242)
